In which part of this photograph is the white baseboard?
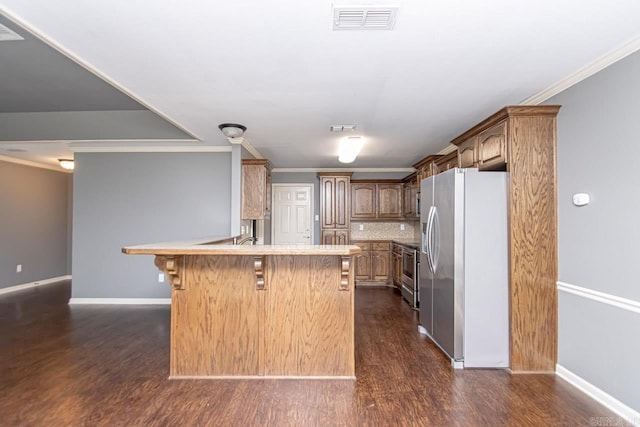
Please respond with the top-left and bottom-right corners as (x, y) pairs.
(556, 364), (640, 425)
(0, 275), (71, 296)
(69, 298), (171, 305)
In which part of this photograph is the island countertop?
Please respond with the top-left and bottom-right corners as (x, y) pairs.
(122, 236), (361, 256)
(122, 235), (360, 379)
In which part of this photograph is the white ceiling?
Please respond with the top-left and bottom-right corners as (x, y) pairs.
(1, 0), (639, 169)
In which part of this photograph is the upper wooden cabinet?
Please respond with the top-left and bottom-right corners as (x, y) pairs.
(351, 183), (376, 219)
(477, 121), (507, 170)
(452, 118), (509, 171)
(402, 173), (419, 219)
(457, 136), (478, 168)
(350, 181), (402, 220)
(378, 184), (403, 218)
(319, 173), (351, 229)
(413, 155), (442, 183)
(319, 173), (352, 245)
(242, 159), (272, 220)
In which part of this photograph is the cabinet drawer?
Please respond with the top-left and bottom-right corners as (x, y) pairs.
(353, 242), (371, 251)
(478, 121), (507, 170)
(372, 242), (390, 251)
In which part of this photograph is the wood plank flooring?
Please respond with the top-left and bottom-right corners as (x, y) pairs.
(0, 281), (620, 426)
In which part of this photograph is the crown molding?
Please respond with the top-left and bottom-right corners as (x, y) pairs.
(0, 154), (71, 173)
(70, 145), (232, 153)
(521, 36), (640, 105)
(272, 167), (415, 173)
(241, 139), (264, 159)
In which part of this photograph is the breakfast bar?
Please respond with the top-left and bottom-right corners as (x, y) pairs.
(123, 237), (361, 379)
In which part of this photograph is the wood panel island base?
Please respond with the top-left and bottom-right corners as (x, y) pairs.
(123, 239), (361, 379)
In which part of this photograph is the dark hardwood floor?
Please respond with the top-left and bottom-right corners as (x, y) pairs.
(0, 281), (618, 426)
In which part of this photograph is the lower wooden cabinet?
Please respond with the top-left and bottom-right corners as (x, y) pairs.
(322, 229), (349, 245)
(352, 241), (390, 285)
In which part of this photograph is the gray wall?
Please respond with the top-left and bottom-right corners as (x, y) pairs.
(545, 50), (640, 412)
(0, 160), (70, 288)
(72, 152), (231, 298)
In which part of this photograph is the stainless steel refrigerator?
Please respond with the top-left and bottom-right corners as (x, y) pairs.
(419, 168), (509, 368)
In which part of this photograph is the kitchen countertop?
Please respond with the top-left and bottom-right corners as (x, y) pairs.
(391, 239), (421, 250)
(350, 238), (421, 250)
(122, 236), (361, 256)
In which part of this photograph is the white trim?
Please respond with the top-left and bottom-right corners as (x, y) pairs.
(0, 275), (71, 295)
(0, 138), (198, 145)
(0, 155), (72, 173)
(272, 167), (415, 173)
(69, 298), (171, 305)
(522, 36), (640, 105)
(241, 139), (263, 159)
(557, 281), (640, 315)
(271, 183), (315, 244)
(556, 364), (640, 425)
(70, 145), (231, 153)
(0, 7), (203, 142)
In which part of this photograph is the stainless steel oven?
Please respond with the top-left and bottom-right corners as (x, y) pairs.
(401, 247), (419, 309)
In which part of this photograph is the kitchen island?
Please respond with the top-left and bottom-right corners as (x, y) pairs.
(123, 237), (361, 379)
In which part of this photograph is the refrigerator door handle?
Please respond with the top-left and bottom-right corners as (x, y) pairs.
(421, 221), (429, 255)
(431, 207), (440, 271)
(426, 206), (436, 273)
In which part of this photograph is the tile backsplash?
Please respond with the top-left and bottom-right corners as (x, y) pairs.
(350, 221), (420, 241)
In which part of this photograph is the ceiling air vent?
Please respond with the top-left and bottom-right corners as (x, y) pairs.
(0, 24), (24, 41)
(333, 6), (398, 31)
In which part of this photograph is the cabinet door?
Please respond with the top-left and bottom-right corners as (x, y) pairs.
(335, 230), (349, 245)
(265, 168), (272, 218)
(372, 251), (390, 281)
(334, 177), (350, 229)
(320, 178), (335, 228)
(351, 183), (376, 219)
(477, 121), (507, 171)
(354, 251), (371, 280)
(378, 184), (403, 219)
(458, 136), (478, 168)
(321, 229), (335, 245)
(242, 164), (267, 219)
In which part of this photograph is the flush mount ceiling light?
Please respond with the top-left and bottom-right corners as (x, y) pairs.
(338, 136), (365, 163)
(218, 123), (247, 138)
(58, 159), (74, 170)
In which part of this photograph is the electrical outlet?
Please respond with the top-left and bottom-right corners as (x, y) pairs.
(400, 224), (405, 231)
(158, 273), (165, 283)
(315, 214), (319, 221)
(241, 225), (246, 234)
(16, 264), (22, 273)
(359, 224), (364, 231)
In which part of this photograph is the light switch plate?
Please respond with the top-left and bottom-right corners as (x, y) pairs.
(359, 224), (364, 231)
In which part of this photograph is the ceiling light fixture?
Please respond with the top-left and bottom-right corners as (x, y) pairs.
(58, 159), (74, 170)
(218, 123), (247, 138)
(338, 136), (365, 163)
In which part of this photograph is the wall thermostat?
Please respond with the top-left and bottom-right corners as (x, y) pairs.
(572, 193), (590, 206)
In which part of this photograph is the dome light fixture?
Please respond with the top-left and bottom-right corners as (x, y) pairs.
(218, 123), (247, 138)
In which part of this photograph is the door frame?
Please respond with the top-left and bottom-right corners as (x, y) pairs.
(271, 183), (315, 245)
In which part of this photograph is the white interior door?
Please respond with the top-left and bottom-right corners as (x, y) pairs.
(272, 184), (313, 245)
